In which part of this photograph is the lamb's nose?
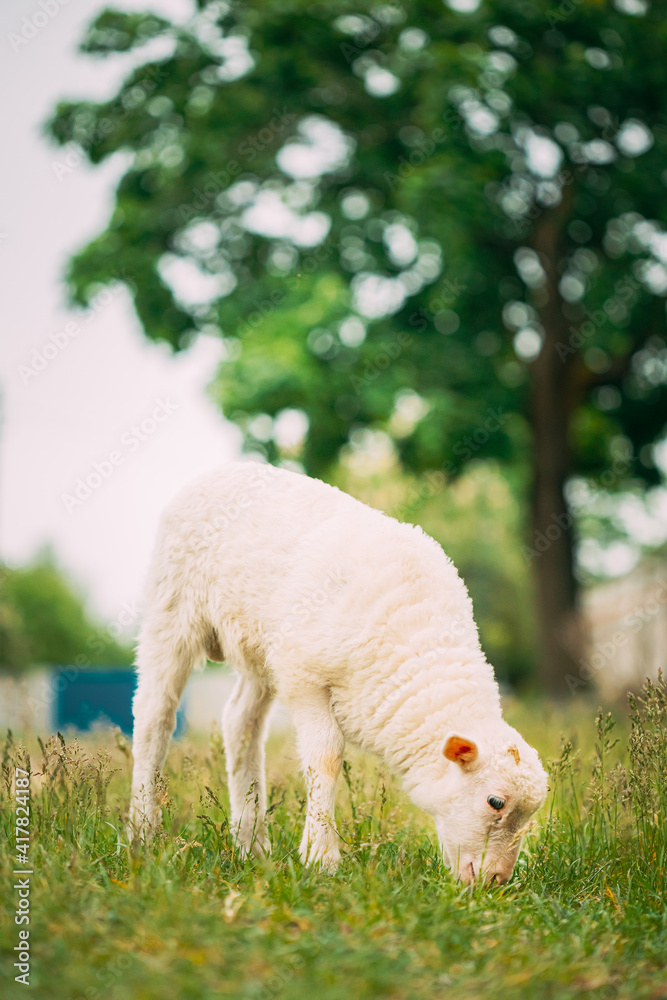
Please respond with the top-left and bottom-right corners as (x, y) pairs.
(487, 869), (510, 886)
(458, 861), (476, 884)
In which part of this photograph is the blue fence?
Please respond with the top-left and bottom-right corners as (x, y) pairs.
(53, 667), (186, 737)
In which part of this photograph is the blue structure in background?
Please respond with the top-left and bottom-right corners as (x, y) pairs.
(53, 667), (186, 737)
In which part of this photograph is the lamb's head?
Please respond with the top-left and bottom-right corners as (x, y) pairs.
(408, 727), (548, 886)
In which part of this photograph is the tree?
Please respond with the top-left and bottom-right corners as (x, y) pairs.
(48, 0), (667, 692)
(0, 556), (133, 671)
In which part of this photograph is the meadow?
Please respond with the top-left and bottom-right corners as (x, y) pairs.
(1, 676), (665, 1000)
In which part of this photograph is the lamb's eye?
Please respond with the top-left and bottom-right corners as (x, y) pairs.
(487, 795), (505, 811)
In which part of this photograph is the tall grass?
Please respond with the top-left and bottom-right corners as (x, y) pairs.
(529, 678), (666, 920)
(1, 675), (666, 1000)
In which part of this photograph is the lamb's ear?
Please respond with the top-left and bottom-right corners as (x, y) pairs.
(443, 734), (479, 767)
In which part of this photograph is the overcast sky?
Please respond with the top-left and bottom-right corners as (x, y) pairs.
(0, 0), (240, 631)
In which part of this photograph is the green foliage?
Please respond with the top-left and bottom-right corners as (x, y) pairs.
(46, 0), (667, 489)
(79, 10), (172, 55)
(0, 558), (133, 672)
(1, 677), (666, 999)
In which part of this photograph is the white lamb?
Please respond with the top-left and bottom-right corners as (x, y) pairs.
(129, 461), (548, 884)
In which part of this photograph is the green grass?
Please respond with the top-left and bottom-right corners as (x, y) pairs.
(1, 677), (666, 1000)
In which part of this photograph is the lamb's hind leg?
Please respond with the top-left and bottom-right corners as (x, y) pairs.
(129, 629), (199, 841)
(222, 672), (274, 858)
(290, 688), (344, 872)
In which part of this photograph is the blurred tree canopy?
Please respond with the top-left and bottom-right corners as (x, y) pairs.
(0, 557), (133, 672)
(48, 0), (667, 691)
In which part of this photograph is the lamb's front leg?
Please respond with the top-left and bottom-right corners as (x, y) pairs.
(291, 692), (344, 872)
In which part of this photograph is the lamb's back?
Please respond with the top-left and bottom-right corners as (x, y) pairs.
(151, 461), (376, 618)
(148, 463), (477, 693)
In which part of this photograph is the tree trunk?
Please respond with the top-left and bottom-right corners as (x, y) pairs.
(530, 209), (584, 695)
(529, 345), (582, 694)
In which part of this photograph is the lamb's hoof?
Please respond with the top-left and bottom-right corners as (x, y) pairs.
(234, 823), (271, 861)
(299, 824), (341, 872)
